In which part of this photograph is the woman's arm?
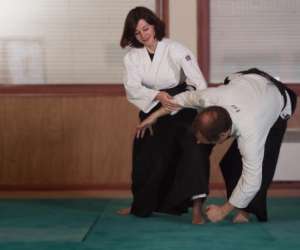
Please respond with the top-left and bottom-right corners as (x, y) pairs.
(171, 42), (207, 90)
(123, 54), (159, 113)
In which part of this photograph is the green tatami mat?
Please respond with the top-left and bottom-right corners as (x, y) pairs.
(0, 198), (299, 250)
(0, 199), (108, 242)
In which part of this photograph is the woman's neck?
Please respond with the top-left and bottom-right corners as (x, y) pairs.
(145, 40), (158, 54)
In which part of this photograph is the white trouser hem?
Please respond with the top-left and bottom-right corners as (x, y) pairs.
(192, 194), (207, 200)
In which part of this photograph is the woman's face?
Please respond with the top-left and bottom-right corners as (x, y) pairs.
(135, 19), (156, 48)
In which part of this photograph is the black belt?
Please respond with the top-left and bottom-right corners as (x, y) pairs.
(224, 68), (288, 111)
(160, 83), (187, 96)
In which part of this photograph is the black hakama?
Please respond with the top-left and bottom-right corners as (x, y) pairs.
(130, 84), (212, 217)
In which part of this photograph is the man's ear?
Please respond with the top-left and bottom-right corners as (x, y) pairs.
(219, 132), (227, 138)
(218, 130), (230, 142)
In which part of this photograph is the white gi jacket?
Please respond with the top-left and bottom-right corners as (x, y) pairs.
(173, 73), (292, 208)
(123, 38), (207, 113)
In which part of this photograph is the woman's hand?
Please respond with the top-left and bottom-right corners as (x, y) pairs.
(155, 91), (179, 111)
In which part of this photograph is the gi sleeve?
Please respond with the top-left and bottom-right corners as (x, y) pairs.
(173, 87), (221, 110)
(171, 42), (207, 91)
(173, 89), (207, 109)
(229, 132), (268, 208)
(123, 55), (159, 113)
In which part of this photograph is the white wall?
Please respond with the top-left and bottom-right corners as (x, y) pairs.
(274, 130), (300, 180)
(0, 0), (200, 84)
(169, 0), (197, 56)
(0, 0), (155, 84)
(274, 142), (300, 180)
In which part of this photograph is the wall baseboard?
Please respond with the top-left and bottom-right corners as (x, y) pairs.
(0, 181), (299, 192)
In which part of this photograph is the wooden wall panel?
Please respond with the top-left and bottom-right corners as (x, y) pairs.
(0, 96), (138, 189)
(288, 97), (300, 128)
(0, 95), (298, 190)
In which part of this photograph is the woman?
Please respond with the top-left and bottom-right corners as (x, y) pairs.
(118, 6), (212, 224)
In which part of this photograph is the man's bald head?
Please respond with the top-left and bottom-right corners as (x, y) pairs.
(192, 106), (232, 143)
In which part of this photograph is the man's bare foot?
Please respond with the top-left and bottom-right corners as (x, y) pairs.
(192, 198), (205, 224)
(117, 207), (131, 216)
(233, 210), (250, 223)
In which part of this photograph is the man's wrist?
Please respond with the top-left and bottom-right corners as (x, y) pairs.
(154, 91), (160, 101)
(159, 107), (171, 116)
(221, 202), (235, 218)
(155, 91), (164, 101)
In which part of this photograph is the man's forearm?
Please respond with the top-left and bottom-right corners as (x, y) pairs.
(152, 107), (172, 119)
(221, 202), (235, 217)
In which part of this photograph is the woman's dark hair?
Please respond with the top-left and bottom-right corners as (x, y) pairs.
(120, 6), (165, 48)
(192, 106), (232, 142)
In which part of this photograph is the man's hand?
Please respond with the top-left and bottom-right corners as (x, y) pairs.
(206, 202), (234, 223)
(135, 106), (178, 139)
(136, 121), (155, 139)
(136, 111), (160, 139)
(206, 205), (225, 223)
